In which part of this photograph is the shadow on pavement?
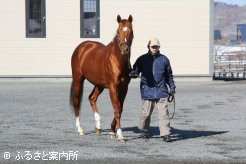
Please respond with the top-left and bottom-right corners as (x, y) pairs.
(170, 128), (229, 141)
(123, 126), (229, 141)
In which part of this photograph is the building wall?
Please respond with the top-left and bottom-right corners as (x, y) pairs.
(0, 0), (213, 76)
(237, 24), (246, 43)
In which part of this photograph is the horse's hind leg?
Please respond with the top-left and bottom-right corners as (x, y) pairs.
(72, 76), (85, 136)
(89, 86), (104, 135)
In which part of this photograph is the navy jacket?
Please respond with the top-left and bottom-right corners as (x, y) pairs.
(131, 51), (176, 100)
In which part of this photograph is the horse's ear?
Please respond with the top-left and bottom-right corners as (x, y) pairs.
(117, 15), (121, 23)
(128, 15), (133, 23)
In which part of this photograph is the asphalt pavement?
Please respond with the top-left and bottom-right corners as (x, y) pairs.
(0, 79), (246, 164)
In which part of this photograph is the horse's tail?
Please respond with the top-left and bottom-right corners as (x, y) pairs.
(69, 79), (84, 111)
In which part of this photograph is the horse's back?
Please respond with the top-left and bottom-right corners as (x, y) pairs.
(71, 41), (109, 86)
(72, 40), (106, 65)
(72, 41), (105, 58)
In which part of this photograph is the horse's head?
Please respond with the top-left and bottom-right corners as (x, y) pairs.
(116, 15), (134, 55)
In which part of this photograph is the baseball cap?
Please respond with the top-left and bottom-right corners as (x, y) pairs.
(149, 37), (160, 47)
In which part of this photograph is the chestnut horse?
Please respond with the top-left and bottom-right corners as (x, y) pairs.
(70, 15), (133, 142)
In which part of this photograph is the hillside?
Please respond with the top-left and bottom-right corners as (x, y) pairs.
(214, 2), (246, 38)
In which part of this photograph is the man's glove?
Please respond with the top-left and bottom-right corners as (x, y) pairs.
(129, 72), (139, 78)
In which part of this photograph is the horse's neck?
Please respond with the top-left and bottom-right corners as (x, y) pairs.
(113, 37), (121, 54)
(108, 38), (131, 69)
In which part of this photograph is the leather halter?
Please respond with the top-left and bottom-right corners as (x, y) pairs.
(115, 30), (134, 55)
(115, 30), (134, 70)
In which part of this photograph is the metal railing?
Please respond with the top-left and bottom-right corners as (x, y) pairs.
(213, 54), (246, 80)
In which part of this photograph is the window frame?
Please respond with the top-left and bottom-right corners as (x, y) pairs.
(80, 0), (100, 38)
(25, 0), (46, 38)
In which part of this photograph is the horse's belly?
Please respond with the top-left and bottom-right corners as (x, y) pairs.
(85, 74), (107, 88)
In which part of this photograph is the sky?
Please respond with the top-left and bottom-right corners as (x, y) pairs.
(215, 0), (246, 6)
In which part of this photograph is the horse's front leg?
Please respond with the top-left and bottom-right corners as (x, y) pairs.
(108, 85), (124, 142)
(110, 81), (129, 139)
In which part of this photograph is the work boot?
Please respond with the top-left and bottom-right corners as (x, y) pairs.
(140, 131), (149, 139)
(162, 135), (171, 142)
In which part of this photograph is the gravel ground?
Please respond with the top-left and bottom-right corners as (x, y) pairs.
(0, 79), (246, 164)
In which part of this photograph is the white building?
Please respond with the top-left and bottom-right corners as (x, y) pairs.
(0, 0), (213, 77)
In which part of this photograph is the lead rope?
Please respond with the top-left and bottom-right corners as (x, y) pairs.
(168, 93), (175, 119)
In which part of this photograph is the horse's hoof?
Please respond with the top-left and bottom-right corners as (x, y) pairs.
(78, 131), (86, 136)
(109, 132), (116, 139)
(95, 128), (101, 135)
(118, 139), (126, 143)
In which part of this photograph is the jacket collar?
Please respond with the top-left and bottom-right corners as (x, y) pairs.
(147, 51), (160, 57)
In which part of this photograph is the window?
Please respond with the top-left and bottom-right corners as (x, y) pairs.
(80, 0), (100, 38)
(26, 0), (46, 38)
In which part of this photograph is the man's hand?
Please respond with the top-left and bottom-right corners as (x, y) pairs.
(169, 88), (176, 95)
(168, 88), (176, 102)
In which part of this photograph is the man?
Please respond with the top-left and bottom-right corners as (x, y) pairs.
(129, 37), (176, 142)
